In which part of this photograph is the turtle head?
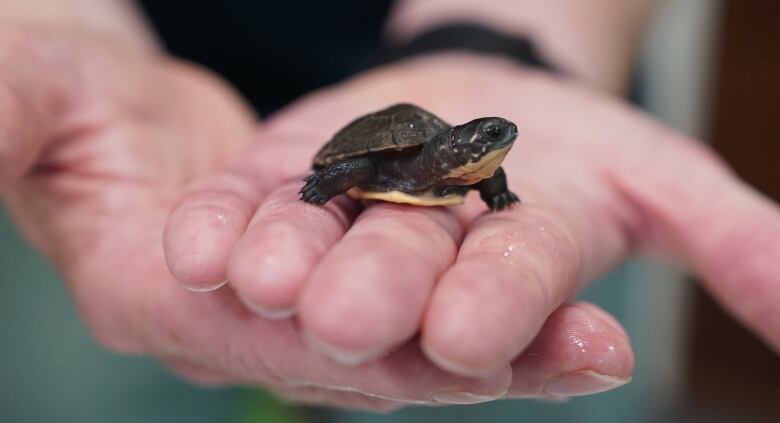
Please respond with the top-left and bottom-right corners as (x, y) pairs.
(450, 117), (517, 167)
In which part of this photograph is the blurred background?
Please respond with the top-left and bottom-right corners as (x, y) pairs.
(2, 0), (778, 421)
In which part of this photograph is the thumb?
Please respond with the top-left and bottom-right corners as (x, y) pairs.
(0, 30), (75, 188)
(612, 129), (780, 350)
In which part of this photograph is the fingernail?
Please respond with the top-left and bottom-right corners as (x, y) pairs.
(422, 343), (496, 377)
(432, 391), (504, 405)
(237, 293), (296, 320)
(302, 331), (384, 366)
(544, 370), (630, 398)
(181, 279), (228, 292)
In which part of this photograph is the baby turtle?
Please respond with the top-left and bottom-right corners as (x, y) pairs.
(300, 103), (520, 211)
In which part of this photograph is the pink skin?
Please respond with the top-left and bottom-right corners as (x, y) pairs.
(2, 30), (642, 409)
(165, 53), (780, 384)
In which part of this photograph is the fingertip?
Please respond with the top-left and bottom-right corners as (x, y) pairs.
(298, 245), (438, 365)
(228, 222), (310, 312)
(163, 190), (256, 290)
(298, 268), (396, 363)
(537, 302), (635, 377)
(573, 301), (630, 341)
(508, 302), (635, 398)
(421, 259), (547, 377)
(228, 182), (355, 315)
(299, 204), (462, 365)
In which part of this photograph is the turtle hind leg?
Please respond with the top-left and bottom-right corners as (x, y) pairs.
(300, 158), (376, 205)
(473, 167), (520, 211)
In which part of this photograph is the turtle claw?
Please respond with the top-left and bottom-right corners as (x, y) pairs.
(488, 191), (520, 212)
(299, 174), (332, 205)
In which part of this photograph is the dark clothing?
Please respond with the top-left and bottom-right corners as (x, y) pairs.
(137, 0), (394, 114)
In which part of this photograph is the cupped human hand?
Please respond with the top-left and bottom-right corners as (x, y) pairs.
(0, 30), (633, 410)
(166, 53), (780, 398)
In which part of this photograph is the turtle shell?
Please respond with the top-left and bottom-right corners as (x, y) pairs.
(313, 103), (451, 167)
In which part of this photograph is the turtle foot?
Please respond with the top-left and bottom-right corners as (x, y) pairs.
(299, 174), (332, 205)
(488, 191), (520, 212)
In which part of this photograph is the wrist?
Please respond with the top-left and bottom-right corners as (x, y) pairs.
(377, 23), (559, 75)
(355, 52), (557, 109)
(386, 0), (657, 94)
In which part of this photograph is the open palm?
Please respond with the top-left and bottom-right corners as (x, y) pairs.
(2, 30), (639, 410)
(165, 54), (780, 405)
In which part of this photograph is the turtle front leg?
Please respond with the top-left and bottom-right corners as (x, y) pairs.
(300, 158), (376, 204)
(473, 167), (520, 211)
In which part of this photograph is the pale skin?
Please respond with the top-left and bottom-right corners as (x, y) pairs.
(1, 0), (779, 411)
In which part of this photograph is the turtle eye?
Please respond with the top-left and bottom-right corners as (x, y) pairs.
(484, 124), (503, 139)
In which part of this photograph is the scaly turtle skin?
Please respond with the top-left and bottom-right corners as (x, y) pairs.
(300, 103), (520, 211)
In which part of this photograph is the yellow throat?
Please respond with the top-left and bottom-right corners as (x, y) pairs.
(446, 145), (511, 184)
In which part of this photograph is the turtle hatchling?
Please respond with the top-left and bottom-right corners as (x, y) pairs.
(300, 103), (520, 211)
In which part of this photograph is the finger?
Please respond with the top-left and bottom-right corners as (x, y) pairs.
(152, 282), (512, 405)
(163, 134), (317, 291)
(422, 194), (626, 376)
(0, 31), (77, 187)
(508, 302), (634, 398)
(228, 180), (357, 318)
(163, 168), (267, 291)
(298, 203), (464, 365)
(146, 274), (631, 406)
(610, 132), (780, 351)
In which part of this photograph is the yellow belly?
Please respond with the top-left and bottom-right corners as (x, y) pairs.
(346, 187), (465, 206)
